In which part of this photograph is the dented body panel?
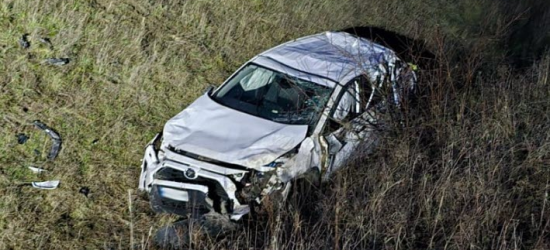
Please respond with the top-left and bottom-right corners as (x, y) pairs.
(163, 94), (308, 169)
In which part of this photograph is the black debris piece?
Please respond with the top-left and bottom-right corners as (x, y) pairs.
(18, 34), (30, 49)
(44, 58), (70, 66)
(33, 120), (62, 160)
(91, 139), (99, 145)
(16, 133), (29, 144)
(79, 187), (90, 197)
(39, 37), (53, 49)
(23, 107), (29, 112)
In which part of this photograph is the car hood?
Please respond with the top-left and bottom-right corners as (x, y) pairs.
(162, 94), (308, 170)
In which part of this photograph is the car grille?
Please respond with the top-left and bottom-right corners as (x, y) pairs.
(154, 167), (232, 213)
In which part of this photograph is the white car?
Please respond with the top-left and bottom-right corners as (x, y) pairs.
(139, 31), (416, 221)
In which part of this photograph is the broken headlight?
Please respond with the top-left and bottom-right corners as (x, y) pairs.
(238, 170), (274, 203)
(237, 149), (298, 203)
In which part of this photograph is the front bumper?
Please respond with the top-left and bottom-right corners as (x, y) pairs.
(139, 133), (251, 220)
(149, 181), (211, 217)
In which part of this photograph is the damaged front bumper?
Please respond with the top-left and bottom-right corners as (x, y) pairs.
(139, 133), (257, 220)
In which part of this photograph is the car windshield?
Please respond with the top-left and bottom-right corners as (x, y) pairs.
(212, 64), (333, 127)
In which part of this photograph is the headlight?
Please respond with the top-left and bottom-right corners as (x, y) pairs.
(238, 170), (274, 203)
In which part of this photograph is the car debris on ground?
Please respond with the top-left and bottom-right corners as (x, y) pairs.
(43, 58), (70, 66)
(30, 180), (60, 190)
(17, 33), (69, 65)
(13, 121), (64, 191)
(28, 166), (48, 174)
(33, 120), (62, 160)
(16, 133), (29, 144)
(18, 34), (30, 49)
(39, 37), (53, 50)
(79, 187), (90, 197)
(12, 120), (65, 191)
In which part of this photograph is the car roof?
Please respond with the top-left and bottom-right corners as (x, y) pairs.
(252, 31), (399, 86)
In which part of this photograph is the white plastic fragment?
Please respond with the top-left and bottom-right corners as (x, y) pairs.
(43, 58), (70, 66)
(28, 166), (47, 173)
(31, 180), (60, 190)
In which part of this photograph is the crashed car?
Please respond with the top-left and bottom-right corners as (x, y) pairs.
(139, 31), (416, 221)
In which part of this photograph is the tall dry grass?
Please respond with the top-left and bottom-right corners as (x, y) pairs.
(0, 0), (548, 249)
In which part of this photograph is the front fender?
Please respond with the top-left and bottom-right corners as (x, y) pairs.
(138, 133), (162, 191)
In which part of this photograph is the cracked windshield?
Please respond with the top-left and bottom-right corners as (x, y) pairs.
(212, 64), (332, 127)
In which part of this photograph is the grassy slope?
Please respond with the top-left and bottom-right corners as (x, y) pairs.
(0, 0), (548, 249)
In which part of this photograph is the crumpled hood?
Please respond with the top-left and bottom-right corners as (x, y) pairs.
(162, 94), (308, 169)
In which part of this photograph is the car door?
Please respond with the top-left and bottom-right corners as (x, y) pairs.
(322, 76), (380, 176)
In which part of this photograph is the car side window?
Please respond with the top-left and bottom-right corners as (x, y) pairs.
(353, 74), (375, 111)
(324, 81), (360, 134)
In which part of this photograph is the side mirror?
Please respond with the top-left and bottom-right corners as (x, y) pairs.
(204, 85), (215, 96)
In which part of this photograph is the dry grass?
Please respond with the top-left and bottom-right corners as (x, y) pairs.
(0, 0), (548, 249)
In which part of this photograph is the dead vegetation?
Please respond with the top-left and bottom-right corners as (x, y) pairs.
(0, 0), (548, 249)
